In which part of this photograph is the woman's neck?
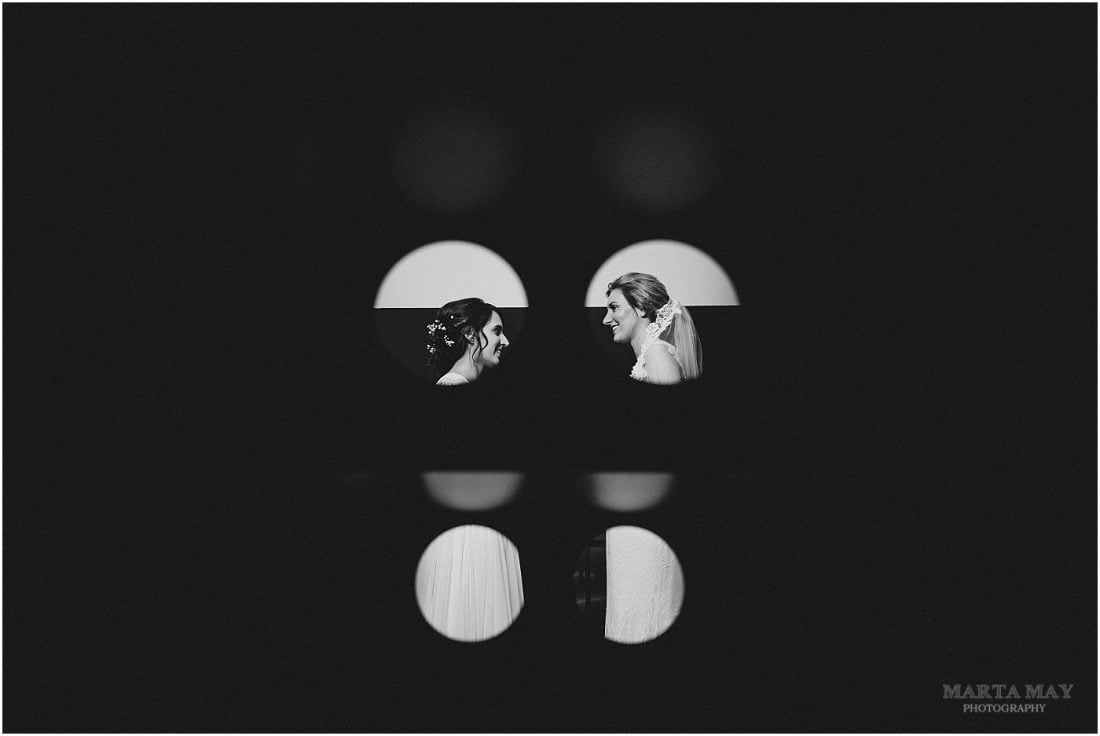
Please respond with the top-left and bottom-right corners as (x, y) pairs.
(630, 320), (654, 356)
(448, 351), (483, 382)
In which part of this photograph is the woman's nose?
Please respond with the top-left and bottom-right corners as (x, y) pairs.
(602, 312), (612, 325)
(500, 334), (509, 347)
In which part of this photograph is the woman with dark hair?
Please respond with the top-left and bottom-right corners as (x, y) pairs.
(602, 272), (702, 384)
(426, 297), (510, 385)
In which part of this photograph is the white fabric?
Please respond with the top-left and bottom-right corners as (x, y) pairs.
(416, 525), (524, 642)
(630, 338), (683, 382)
(653, 298), (682, 334)
(663, 300), (702, 379)
(627, 297), (701, 382)
(605, 526), (684, 643)
(435, 372), (469, 386)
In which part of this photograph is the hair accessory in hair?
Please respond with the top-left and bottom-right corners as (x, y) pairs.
(642, 298), (682, 343)
(654, 298), (681, 332)
(426, 320), (457, 348)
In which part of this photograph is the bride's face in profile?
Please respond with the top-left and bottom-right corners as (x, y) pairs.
(473, 311), (509, 368)
(603, 289), (645, 345)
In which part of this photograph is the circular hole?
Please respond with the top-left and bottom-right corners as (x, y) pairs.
(585, 240), (738, 384)
(574, 526), (685, 644)
(374, 241), (527, 384)
(415, 525), (525, 642)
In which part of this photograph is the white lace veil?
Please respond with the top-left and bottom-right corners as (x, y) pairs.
(653, 298), (702, 380)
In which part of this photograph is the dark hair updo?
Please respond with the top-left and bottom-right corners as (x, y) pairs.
(425, 297), (499, 380)
(605, 272), (671, 321)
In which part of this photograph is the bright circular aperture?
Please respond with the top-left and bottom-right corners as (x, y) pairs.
(415, 525), (524, 643)
(600, 110), (720, 211)
(585, 240), (738, 307)
(374, 241), (527, 382)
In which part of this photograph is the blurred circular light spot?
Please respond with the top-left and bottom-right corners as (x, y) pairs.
(585, 472), (674, 512)
(600, 111), (719, 211)
(422, 472), (523, 511)
(394, 106), (517, 212)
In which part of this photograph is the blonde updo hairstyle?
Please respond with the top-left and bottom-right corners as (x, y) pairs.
(606, 272), (670, 320)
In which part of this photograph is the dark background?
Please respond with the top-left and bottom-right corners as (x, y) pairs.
(574, 529), (607, 637)
(5, 3), (1096, 732)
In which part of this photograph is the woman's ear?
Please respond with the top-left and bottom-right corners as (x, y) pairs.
(463, 326), (476, 343)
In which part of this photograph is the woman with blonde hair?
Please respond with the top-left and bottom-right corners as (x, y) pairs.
(602, 272), (701, 384)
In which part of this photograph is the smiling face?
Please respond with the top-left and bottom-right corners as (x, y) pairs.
(473, 311), (509, 368)
(603, 289), (645, 345)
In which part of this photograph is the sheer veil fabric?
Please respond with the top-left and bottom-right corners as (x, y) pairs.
(665, 301), (701, 379)
(605, 526), (685, 643)
(415, 525), (524, 642)
(629, 300), (702, 383)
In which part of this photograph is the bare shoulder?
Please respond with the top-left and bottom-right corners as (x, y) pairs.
(436, 372), (469, 386)
(645, 343), (682, 385)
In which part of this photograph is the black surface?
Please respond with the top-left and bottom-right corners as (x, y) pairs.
(574, 530), (607, 635)
(4, 3), (1096, 732)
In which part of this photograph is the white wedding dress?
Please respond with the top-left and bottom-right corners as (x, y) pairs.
(605, 526), (684, 643)
(627, 298), (701, 382)
(415, 525), (524, 642)
(435, 372), (469, 386)
(629, 338), (684, 383)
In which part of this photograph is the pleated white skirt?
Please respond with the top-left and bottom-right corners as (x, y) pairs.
(415, 525), (524, 642)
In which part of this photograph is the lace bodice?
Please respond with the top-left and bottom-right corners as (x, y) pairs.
(604, 525), (684, 643)
(629, 334), (684, 383)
